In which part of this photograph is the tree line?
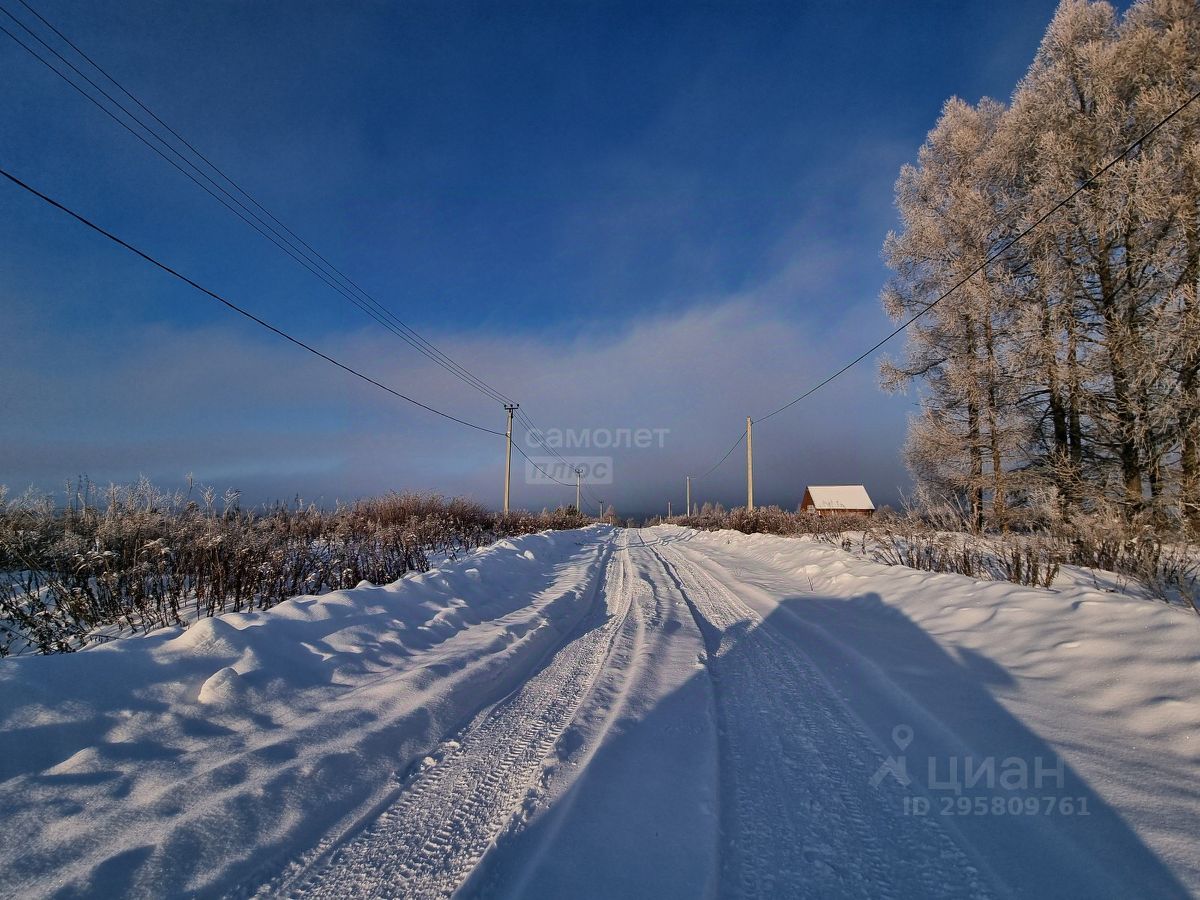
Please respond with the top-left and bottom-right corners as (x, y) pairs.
(883, 0), (1199, 531)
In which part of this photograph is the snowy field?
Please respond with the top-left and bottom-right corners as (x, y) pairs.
(1, 525), (1198, 898)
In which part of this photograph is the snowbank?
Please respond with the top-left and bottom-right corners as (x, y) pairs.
(0, 526), (612, 898)
(671, 526), (1200, 891)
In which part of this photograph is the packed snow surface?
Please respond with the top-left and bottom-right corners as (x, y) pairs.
(1, 525), (1198, 898)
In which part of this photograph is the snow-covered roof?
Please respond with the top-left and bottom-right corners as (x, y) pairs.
(804, 485), (874, 511)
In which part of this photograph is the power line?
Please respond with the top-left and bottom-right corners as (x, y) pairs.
(514, 411), (577, 472)
(514, 410), (564, 462)
(509, 442), (577, 489)
(512, 420), (604, 505)
(752, 84), (1200, 426)
(2, 160), (595, 509)
(0, 164), (505, 436)
(0, 0), (515, 408)
(509, 410), (604, 505)
(3, 1), (615, 509)
(687, 83), (1200, 484)
(690, 429), (746, 482)
(686, 85), (1200, 494)
(10, 0), (513, 406)
(0, 14), (446, 377)
(2, 12), (598, 516)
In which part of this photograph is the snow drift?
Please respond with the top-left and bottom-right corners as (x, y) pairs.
(3, 523), (1199, 897)
(0, 526), (611, 898)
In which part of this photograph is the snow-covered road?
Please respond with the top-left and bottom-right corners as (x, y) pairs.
(257, 528), (1197, 899)
(2, 525), (1198, 898)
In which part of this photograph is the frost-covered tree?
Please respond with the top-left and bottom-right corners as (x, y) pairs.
(883, 0), (1200, 528)
(1124, 0), (1200, 528)
(882, 98), (1028, 528)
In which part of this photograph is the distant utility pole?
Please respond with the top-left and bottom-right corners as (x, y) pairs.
(503, 404), (518, 515)
(597, 499), (603, 519)
(746, 416), (754, 512)
(686, 475), (691, 517)
(575, 467), (582, 513)
(668, 500), (672, 519)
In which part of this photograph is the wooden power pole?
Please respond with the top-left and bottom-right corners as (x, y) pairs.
(575, 467), (581, 513)
(686, 475), (691, 518)
(746, 416), (754, 512)
(503, 404), (518, 515)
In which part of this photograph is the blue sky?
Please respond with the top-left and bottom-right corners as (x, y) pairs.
(1, 0), (1064, 515)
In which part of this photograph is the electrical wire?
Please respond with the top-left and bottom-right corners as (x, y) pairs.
(1, 2), (623, 511)
(514, 425), (604, 505)
(0, 164), (505, 436)
(688, 84), (1200, 482)
(689, 429), (746, 481)
(509, 442), (577, 489)
(1, 0), (515, 408)
(0, 10), (619, 512)
(3, 155), (602, 507)
(0, 15), (450, 374)
(510, 410), (604, 505)
(752, 85), (1200, 426)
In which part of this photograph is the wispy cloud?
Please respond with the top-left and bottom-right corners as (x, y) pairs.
(2, 290), (913, 514)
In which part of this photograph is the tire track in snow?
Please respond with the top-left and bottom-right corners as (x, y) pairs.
(649, 541), (992, 899)
(463, 528), (721, 899)
(265, 532), (631, 900)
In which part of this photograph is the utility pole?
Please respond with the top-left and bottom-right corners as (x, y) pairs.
(575, 467), (582, 513)
(686, 475), (691, 517)
(668, 500), (672, 519)
(597, 499), (603, 519)
(503, 404), (518, 515)
(746, 415), (754, 512)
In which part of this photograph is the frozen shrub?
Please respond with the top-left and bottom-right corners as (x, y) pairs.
(677, 504), (867, 541)
(676, 499), (1194, 606)
(0, 479), (597, 655)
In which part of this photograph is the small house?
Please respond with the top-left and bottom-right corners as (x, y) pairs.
(800, 485), (875, 517)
